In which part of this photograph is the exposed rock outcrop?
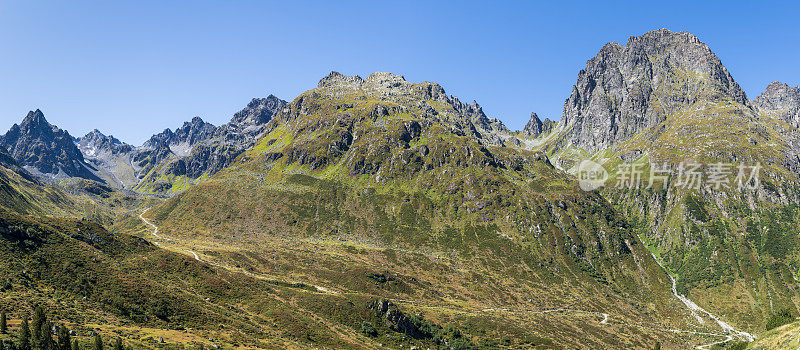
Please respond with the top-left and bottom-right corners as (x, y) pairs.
(556, 29), (751, 152)
(0, 110), (100, 181)
(755, 81), (800, 127)
(522, 112), (555, 138)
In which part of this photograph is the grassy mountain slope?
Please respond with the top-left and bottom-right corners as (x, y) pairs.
(4, 203), (521, 350)
(138, 72), (720, 348)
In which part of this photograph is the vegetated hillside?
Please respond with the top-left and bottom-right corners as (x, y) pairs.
(143, 71), (710, 348)
(745, 316), (800, 349)
(527, 28), (800, 334)
(0, 148), (110, 222)
(3, 203), (517, 350)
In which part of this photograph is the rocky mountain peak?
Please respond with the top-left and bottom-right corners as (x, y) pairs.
(556, 28), (750, 152)
(523, 112), (555, 138)
(76, 129), (130, 158)
(756, 81), (800, 110)
(363, 72), (408, 89)
(21, 109), (48, 127)
(227, 94), (287, 131)
(317, 71), (365, 89)
(171, 117), (215, 146)
(18, 109), (61, 139)
(0, 109), (99, 181)
(755, 81), (800, 126)
(143, 128), (175, 149)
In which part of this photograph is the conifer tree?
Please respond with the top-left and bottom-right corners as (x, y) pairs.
(92, 335), (102, 350)
(40, 324), (54, 350)
(1, 310), (7, 334)
(30, 307), (45, 350)
(18, 317), (30, 350)
(57, 326), (70, 350)
(71, 340), (79, 350)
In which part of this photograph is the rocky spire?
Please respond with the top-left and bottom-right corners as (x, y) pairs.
(755, 81), (800, 127)
(522, 112), (555, 138)
(0, 110), (100, 180)
(556, 28), (751, 152)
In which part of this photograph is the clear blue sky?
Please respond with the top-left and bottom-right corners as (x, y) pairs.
(1, 1), (798, 145)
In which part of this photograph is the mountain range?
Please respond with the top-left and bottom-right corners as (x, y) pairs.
(1, 29), (799, 349)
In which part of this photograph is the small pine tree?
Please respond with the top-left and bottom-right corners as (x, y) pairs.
(57, 326), (71, 350)
(71, 340), (79, 350)
(41, 324), (54, 350)
(92, 335), (102, 350)
(18, 316), (30, 350)
(1, 310), (7, 334)
(30, 307), (46, 350)
(112, 338), (121, 350)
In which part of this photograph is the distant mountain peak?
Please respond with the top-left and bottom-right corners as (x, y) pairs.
(21, 109), (47, 126)
(757, 81), (800, 108)
(318, 71), (365, 89)
(523, 112), (554, 138)
(0, 109), (99, 181)
(755, 81), (800, 126)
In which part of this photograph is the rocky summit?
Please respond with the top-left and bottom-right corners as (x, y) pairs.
(554, 29), (750, 153)
(0, 109), (101, 181)
(522, 112), (555, 138)
(755, 81), (800, 127)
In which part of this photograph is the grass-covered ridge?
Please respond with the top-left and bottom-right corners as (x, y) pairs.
(142, 72), (711, 348)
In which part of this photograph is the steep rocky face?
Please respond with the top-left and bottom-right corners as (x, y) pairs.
(539, 29), (800, 333)
(225, 94), (286, 133)
(556, 29), (750, 152)
(0, 147), (36, 183)
(522, 112), (555, 138)
(76, 129), (133, 157)
(755, 81), (800, 127)
(131, 95), (287, 193)
(173, 117), (217, 147)
(0, 110), (100, 181)
(142, 117), (215, 151)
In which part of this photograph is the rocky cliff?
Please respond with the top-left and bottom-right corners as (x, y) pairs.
(556, 29), (750, 152)
(755, 81), (800, 127)
(0, 110), (101, 181)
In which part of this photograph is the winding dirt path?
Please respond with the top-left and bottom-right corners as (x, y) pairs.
(139, 208), (333, 294)
(140, 208), (201, 261)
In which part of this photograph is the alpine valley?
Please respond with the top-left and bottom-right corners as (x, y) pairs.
(1, 29), (799, 350)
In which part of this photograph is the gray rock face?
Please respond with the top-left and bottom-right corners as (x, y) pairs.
(130, 95), (287, 189)
(0, 110), (101, 181)
(0, 148), (37, 182)
(225, 95), (286, 134)
(142, 117), (216, 150)
(522, 112), (555, 138)
(755, 81), (800, 127)
(557, 29), (750, 152)
(76, 129), (133, 157)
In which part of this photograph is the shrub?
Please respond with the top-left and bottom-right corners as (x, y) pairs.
(765, 309), (795, 331)
(360, 322), (377, 337)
